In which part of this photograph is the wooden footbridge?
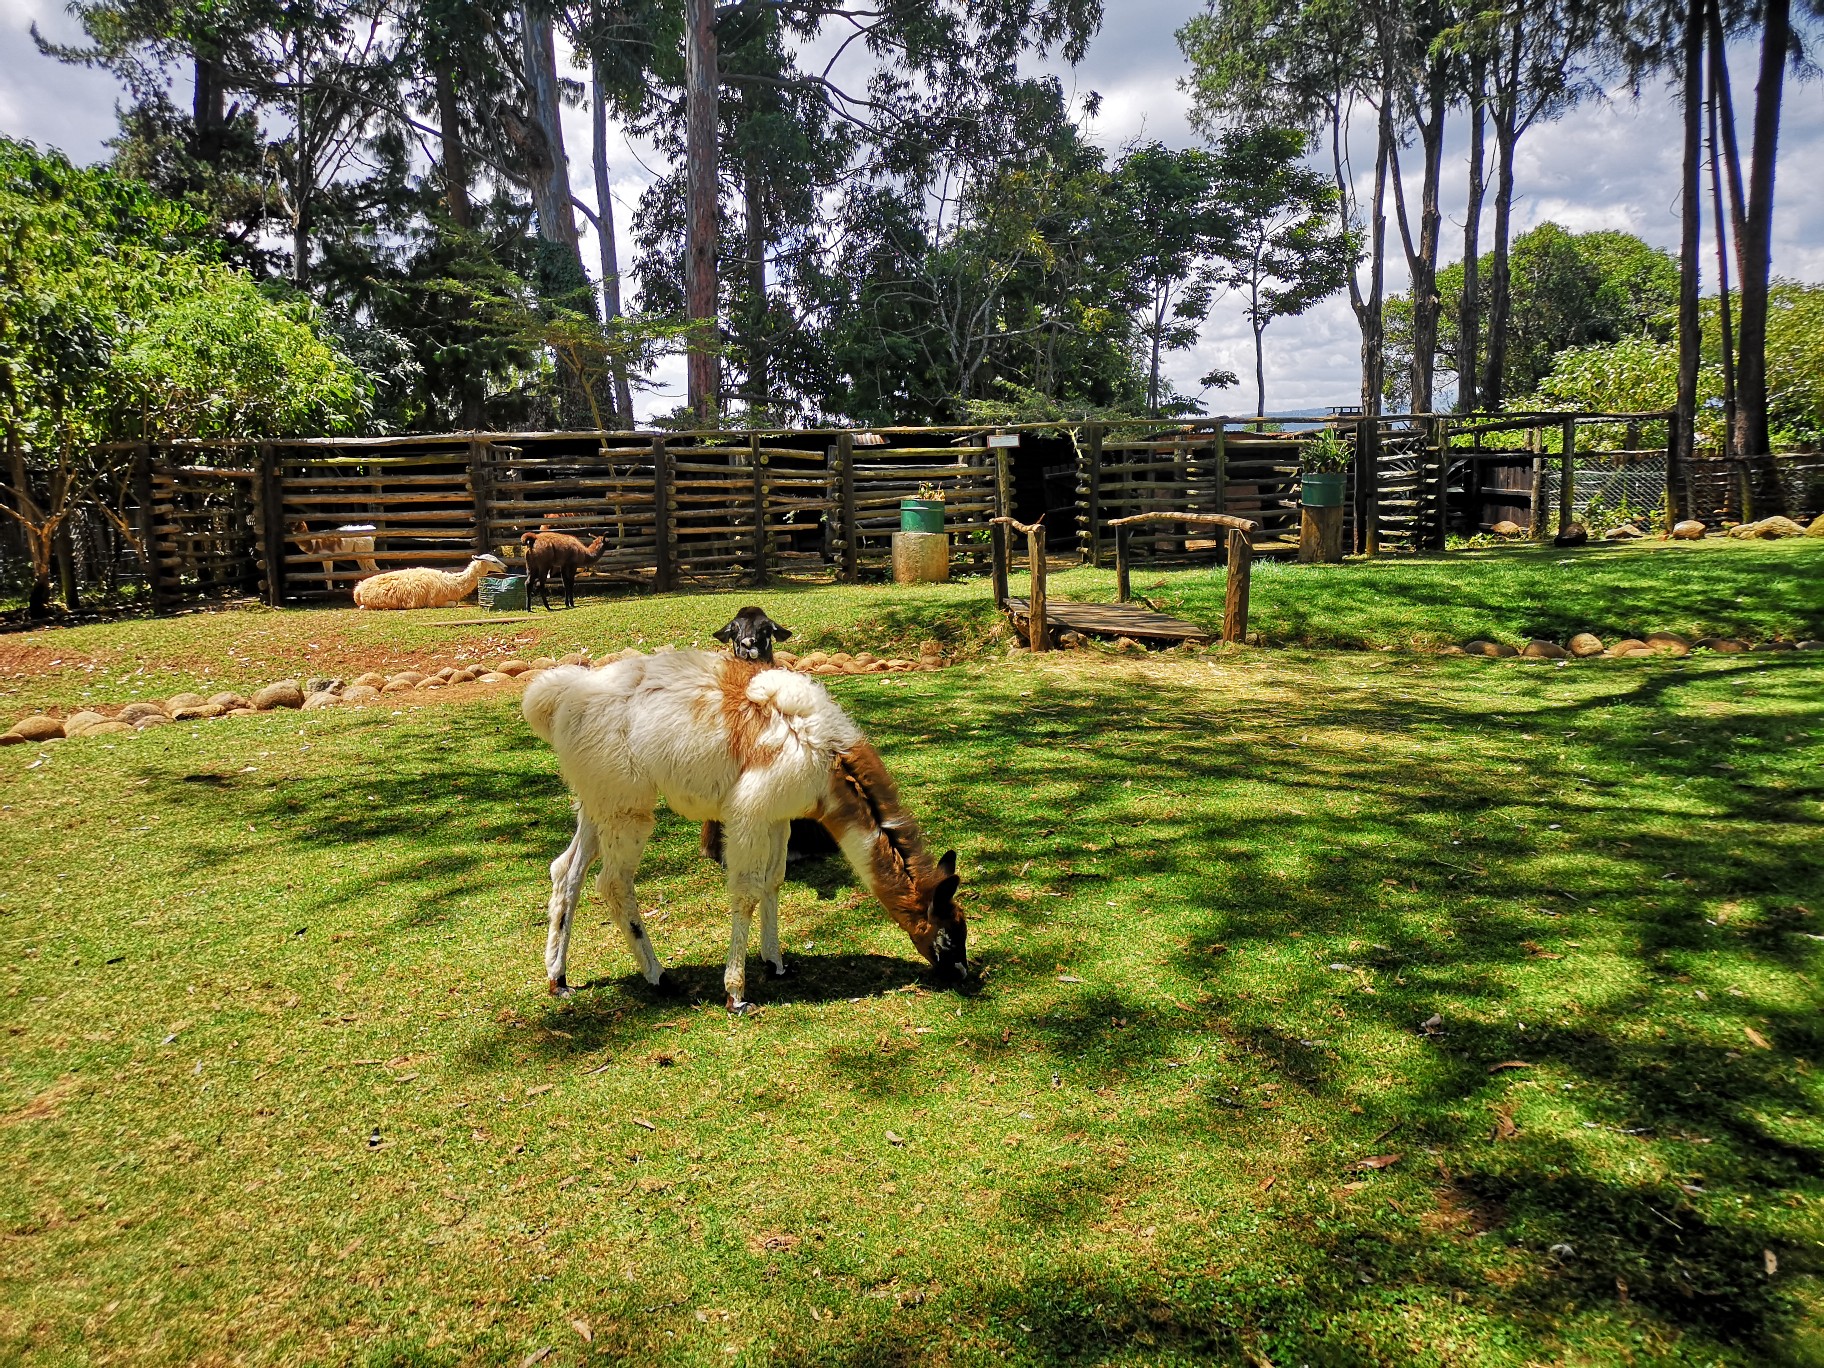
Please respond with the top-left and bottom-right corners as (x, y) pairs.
(991, 511), (1260, 649)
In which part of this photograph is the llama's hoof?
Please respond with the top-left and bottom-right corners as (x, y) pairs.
(651, 970), (679, 995)
(548, 974), (572, 998)
(726, 995), (758, 1016)
(770, 960), (792, 979)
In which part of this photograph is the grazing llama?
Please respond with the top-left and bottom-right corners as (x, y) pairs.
(352, 554), (506, 610)
(290, 520), (380, 593)
(523, 652), (966, 1011)
(520, 528), (607, 610)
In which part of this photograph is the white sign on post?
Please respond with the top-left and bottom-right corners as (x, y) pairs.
(987, 433), (1021, 448)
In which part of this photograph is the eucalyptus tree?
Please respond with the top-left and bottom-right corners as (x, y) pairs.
(1179, 0), (1398, 414)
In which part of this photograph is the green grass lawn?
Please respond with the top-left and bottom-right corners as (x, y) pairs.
(3, 644), (1822, 1365)
(3, 539), (1819, 720)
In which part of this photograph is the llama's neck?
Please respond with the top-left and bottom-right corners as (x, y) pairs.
(460, 560), (490, 591)
(821, 744), (933, 926)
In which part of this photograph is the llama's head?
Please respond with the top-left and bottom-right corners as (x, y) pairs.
(475, 553), (507, 572)
(906, 849), (967, 981)
(715, 605), (791, 663)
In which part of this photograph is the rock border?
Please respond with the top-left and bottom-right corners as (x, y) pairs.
(1449, 630), (1823, 663)
(1, 643), (956, 747)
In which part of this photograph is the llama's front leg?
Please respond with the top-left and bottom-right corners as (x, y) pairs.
(321, 558), (335, 594)
(595, 808), (663, 987)
(545, 814), (599, 996)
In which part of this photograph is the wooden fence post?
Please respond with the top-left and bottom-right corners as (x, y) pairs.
(990, 520), (1009, 607)
(1663, 411), (1682, 530)
(1115, 524), (1132, 602)
(1081, 421), (1103, 566)
(1223, 528), (1252, 643)
(468, 437), (493, 559)
(1026, 525), (1048, 651)
(750, 434), (768, 586)
(257, 442), (284, 607)
(1212, 425), (1229, 518)
(132, 443), (165, 612)
(994, 444), (1012, 520)
(1527, 428), (1547, 537)
(837, 431), (857, 582)
(1559, 417), (1577, 535)
(1432, 417), (1450, 550)
(652, 436), (674, 593)
(1358, 417), (1380, 556)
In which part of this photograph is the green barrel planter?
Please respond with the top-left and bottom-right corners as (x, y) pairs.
(1299, 472), (1347, 508)
(900, 498), (946, 534)
(480, 575), (528, 612)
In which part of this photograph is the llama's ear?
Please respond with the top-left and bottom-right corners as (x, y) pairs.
(772, 623), (793, 642)
(932, 874), (960, 914)
(713, 620), (736, 643)
(937, 849), (957, 879)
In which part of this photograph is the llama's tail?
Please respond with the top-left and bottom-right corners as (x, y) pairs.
(522, 664), (591, 743)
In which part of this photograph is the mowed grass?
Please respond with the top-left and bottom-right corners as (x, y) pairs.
(3, 646), (1823, 1366)
(3, 538), (1820, 718)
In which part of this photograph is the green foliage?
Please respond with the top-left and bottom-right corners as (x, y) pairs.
(1300, 426), (1351, 472)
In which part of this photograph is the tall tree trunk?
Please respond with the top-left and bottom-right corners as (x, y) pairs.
(683, 0), (720, 421)
(1148, 293), (1165, 417)
(1708, 53), (1737, 462)
(743, 156), (770, 415)
(1253, 317), (1267, 417)
(520, 6), (584, 264)
(1362, 95), (1392, 417)
(1406, 73), (1448, 415)
(192, 50), (225, 167)
(433, 55), (473, 230)
(1675, 0), (1704, 524)
(591, 56), (634, 427)
(1459, 57), (1486, 414)
(1734, 0), (1788, 506)
(1480, 111), (1517, 408)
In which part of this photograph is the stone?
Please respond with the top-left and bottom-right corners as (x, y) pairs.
(1645, 632), (1691, 656)
(0, 731), (26, 746)
(1605, 524), (1643, 540)
(530, 656), (558, 670)
(382, 679), (415, 693)
(340, 685), (382, 704)
(304, 677), (343, 696)
(449, 666), (480, 683)
(829, 653), (854, 665)
(434, 666), (459, 681)
(134, 713), (175, 730)
(888, 659), (915, 671)
(1436, 644), (1467, 656)
(1730, 516), (1807, 540)
(1058, 631), (1089, 649)
(1754, 639), (1796, 652)
(1670, 519), (1707, 540)
(616, 647), (645, 660)
(389, 670), (426, 687)
(206, 691), (250, 712)
(1113, 637), (1143, 653)
(800, 651), (829, 668)
(415, 676), (447, 689)
(812, 664), (842, 676)
(1486, 642), (1518, 658)
(854, 652), (876, 665)
(61, 710), (109, 737)
(1568, 632), (1605, 658)
(892, 530), (950, 584)
(475, 671), (514, 684)
(1461, 640), (1497, 656)
(1604, 639), (1646, 658)
(1807, 513), (1824, 537)
(118, 702), (166, 723)
(253, 680), (305, 710)
(1798, 640), (1824, 650)
(1522, 640), (1570, 659)
(227, 707), (260, 717)
(497, 659), (531, 676)
(917, 641), (944, 658)
(1622, 645), (1658, 658)
(83, 720), (135, 737)
(301, 690), (340, 710)
(172, 702), (226, 720)
(165, 692), (207, 714)
(1490, 520), (1524, 537)
(559, 652), (590, 667)
(773, 650), (797, 667)
(353, 672), (387, 689)
(1553, 524), (1589, 548)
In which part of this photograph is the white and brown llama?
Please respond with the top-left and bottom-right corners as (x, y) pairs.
(522, 651), (966, 1012)
(288, 520), (380, 594)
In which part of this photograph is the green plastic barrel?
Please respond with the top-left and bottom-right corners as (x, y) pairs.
(1300, 472), (1346, 508)
(900, 498), (946, 534)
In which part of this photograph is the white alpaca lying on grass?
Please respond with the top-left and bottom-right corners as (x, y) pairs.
(352, 554), (505, 610)
(522, 651), (967, 1011)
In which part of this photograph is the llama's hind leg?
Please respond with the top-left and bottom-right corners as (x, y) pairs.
(593, 808), (664, 987)
(546, 813), (599, 995)
(721, 820), (789, 1012)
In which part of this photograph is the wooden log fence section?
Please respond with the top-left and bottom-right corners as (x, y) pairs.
(65, 410), (1803, 616)
(990, 516), (1048, 651)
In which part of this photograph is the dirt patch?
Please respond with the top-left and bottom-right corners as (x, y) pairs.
(0, 1076), (78, 1128)
(1420, 1181), (1503, 1237)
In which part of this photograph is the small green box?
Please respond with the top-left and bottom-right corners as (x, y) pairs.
(480, 575), (528, 612)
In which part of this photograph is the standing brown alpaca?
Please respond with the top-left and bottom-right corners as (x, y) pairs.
(521, 528), (607, 609)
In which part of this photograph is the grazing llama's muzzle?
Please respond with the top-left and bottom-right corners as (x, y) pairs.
(908, 849), (968, 981)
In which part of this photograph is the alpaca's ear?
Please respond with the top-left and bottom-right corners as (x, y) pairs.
(772, 623), (793, 642)
(713, 620), (737, 643)
(937, 849), (957, 879)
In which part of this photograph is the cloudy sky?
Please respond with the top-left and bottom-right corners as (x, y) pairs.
(3, 0), (1819, 418)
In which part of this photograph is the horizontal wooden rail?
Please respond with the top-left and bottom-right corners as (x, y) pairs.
(1110, 512), (1255, 644)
